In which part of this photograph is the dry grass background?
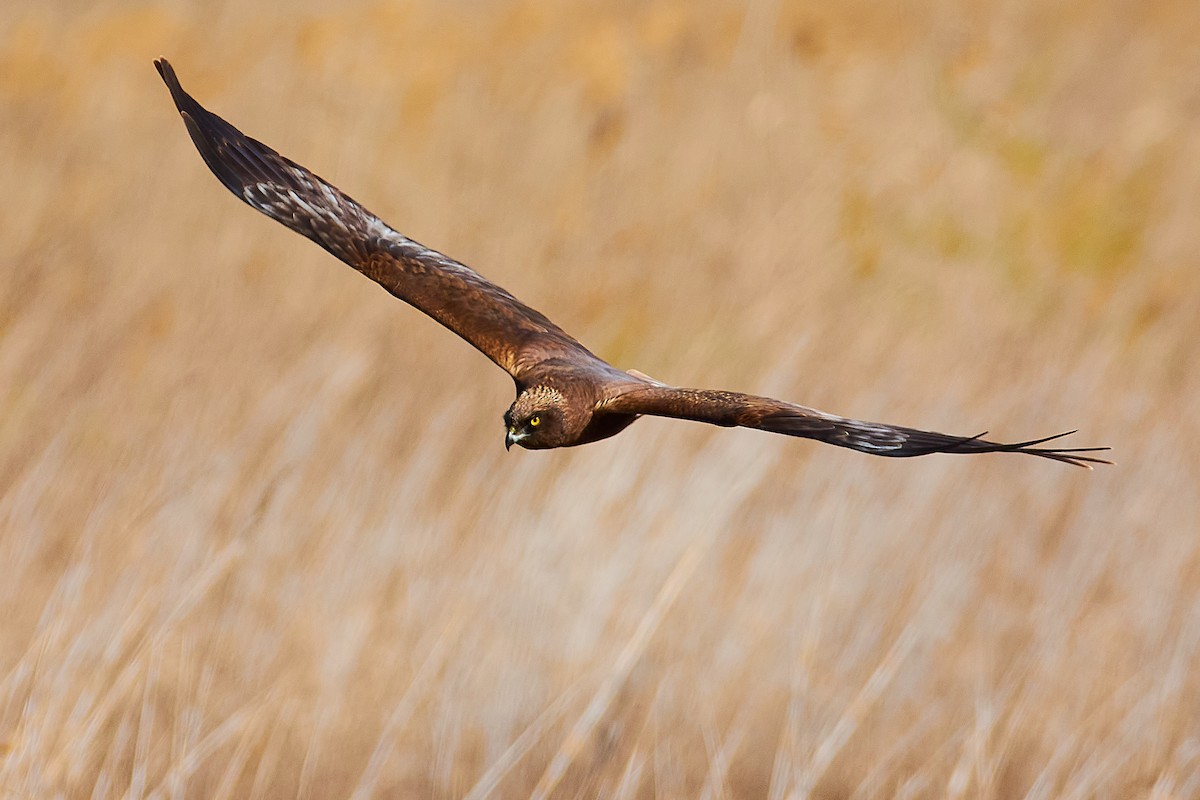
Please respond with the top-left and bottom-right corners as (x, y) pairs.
(1, 0), (1199, 797)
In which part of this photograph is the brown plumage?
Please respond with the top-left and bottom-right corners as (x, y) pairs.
(155, 59), (1111, 468)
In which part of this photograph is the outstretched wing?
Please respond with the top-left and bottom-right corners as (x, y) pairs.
(155, 58), (593, 379)
(601, 384), (1111, 468)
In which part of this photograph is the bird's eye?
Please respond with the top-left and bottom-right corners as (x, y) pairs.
(529, 415), (541, 428)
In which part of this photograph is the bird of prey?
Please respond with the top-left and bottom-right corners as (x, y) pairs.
(155, 59), (1110, 468)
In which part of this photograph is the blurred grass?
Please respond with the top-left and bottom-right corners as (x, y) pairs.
(1, 0), (1199, 797)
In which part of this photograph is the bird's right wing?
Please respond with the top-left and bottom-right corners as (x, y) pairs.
(601, 384), (1112, 468)
(155, 58), (592, 379)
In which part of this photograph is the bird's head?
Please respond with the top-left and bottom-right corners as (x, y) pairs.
(504, 386), (574, 450)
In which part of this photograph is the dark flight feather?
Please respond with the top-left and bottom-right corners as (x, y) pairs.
(158, 58), (1111, 468)
(599, 385), (1112, 467)
(155, 58), (594, 379)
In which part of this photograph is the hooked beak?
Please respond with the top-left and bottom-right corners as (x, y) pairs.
(505, 427), (519, 451)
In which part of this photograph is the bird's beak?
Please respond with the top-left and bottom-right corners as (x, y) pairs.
(505, 427), (518, 451)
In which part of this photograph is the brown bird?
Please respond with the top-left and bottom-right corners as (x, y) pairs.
(155, 58), (1110, 468)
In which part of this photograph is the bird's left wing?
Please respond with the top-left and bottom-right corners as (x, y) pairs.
(600, 384), (1111, 468)
(155, 58), (592, 380)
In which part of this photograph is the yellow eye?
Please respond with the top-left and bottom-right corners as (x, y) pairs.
(529, 415), (541, 428)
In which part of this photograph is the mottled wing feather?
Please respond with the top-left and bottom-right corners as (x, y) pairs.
(155, 58), (590, 379)
(602, 385), (1112, 468)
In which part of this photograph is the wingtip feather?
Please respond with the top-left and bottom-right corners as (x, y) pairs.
(154, 56), (202, 125)
(154, 57), (179, 96)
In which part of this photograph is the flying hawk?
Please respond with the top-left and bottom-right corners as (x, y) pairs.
(155, 59), (1110, 468)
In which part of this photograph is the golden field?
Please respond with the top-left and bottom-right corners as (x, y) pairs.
(1, 0), (1198, 796)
